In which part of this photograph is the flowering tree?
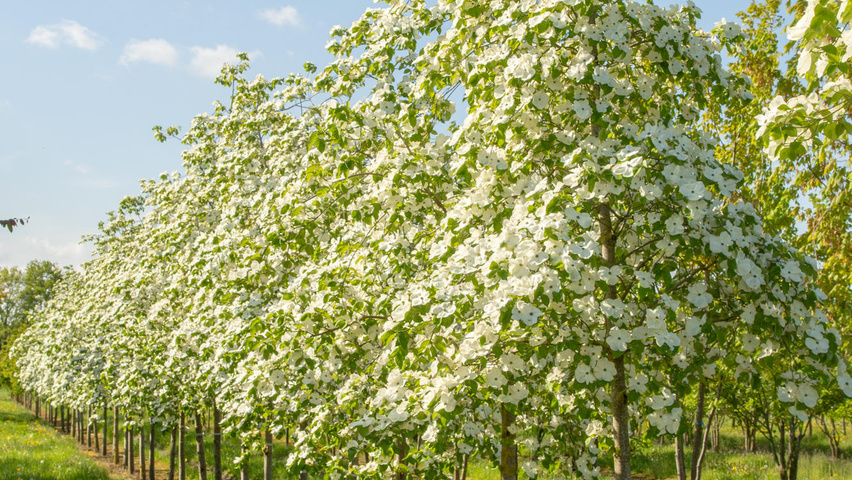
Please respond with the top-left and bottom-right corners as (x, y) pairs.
(10, 2), (852, 480)
(757, 0), (852, 344)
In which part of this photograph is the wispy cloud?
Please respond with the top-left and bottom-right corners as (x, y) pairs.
(119, 39), (179, 66)
(63, 159), (119, 188)
(27, 20), (104, 50)
(63, 159), (90, 174)
(189, 44), (243, 78)
(260, 6), (302, 28)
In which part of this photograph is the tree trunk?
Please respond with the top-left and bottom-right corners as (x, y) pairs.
(213, 403), (223, 480)
(141, 422), (147, 480)
(454, 443), (461, 480)
(114, 407), (121, 465)
(264, 428), (274, 480)
(500, 404), (518, 480)
(397, 436), (408, 480)
(240, 444), (250, 480)
(194, 413), (208, 480)
(694, 405), (716, 480)
(690, 381), (706, 480)
(94, 414), (100, 453)
(461, 453), (469, 480)
(711, 416), (721, 452)
(149, 422), (156, 480)
(300, 421), (309, 480)
(103, 405), (109, 457)
(599, 202), (631, 480)
(675, 434), (687, 480)
(169, 424), (177, 480)
(87, 407), (92, 447)
(179, 413), (187, 480)
(129, 425), (135, 474)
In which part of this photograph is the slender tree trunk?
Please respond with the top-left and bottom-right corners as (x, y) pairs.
(103, 405), (109, 457)
(179, 413), (187, 480)
(94, 414), (100, 453)
(114, 407), (121, 465)
(169, 424), (177, 480)
(500, 404), (518, 480)
(690, 382), (706, 480)
(789, 419), (804, 480)
(149, 422), (156, 480)
(675, 435), (687, 480)
(454, 443), (461, 480)
(830, 418), (840, 458)
(141, 422), (147, 480)
(213, 403), (223, 480)
(397, 436), (408, 480)
(599, 202), (631, 480)
(240, 444), (250, 480)
(264, 428), (274, 480)
(129, 425), (135, 474)
(87, 407), (92, 447)
(462, 452), (469, 480)
(299, 421), (309, 480)
(194, 413), (208, 480)
(694, 405), (717, 480)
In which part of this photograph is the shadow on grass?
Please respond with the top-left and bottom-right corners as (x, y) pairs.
(0, 408), (36, 425)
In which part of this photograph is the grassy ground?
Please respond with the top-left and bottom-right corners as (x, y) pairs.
(0, 389), (115, 480)
(4, 388), (852, 480)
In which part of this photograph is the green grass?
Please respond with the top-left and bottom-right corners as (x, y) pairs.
(0, 389), (112, 480)
(5, 391), (851, 480)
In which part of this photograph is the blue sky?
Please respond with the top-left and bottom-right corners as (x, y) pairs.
(0, 0), (753, 268)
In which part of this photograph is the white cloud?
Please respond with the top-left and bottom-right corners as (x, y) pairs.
(119, 39), (179, 66)
(260, 6), (302, 28)
(27, 20), (104, 50)
(189, 45), (243, 78)
(0, 236), (92, 269)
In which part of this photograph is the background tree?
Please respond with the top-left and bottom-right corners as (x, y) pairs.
(0, 260), (63, 390)
(757, 0), (852, 349)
